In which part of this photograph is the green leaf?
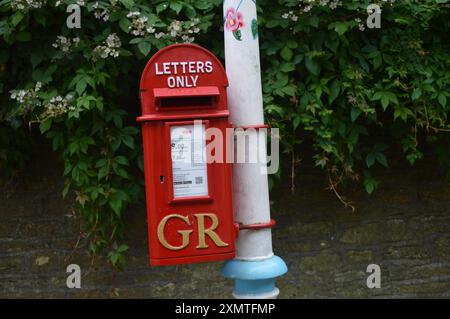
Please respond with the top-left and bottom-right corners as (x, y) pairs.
(109, 197), (123, 216)
(170, 2), (183, 14)
(328, 79), (340, 104)
(30, 53), (44, 68)
(98, 164), (109, 180)
(351, 108), (361, 123)
(76, 80), (87, 95)
(138, 41), (151, 56)
(280, 63), (295, 73)
(364, 180), (376, 194)
(394, 107), (414, 122)
(375, 152), (388, 167)
(117, 244), (129, 253)
(119, 18), (131, 33)
(293, 117), (301, 130)
(282, 85), (297, 96)
(129, 37), (143, 44)
(156, 3), (168, 13)
(374, 91), (397, 110)
(305, 57), (320, 76)
(122, 135), (135, 149)
(110, 253), (119, 266)
(10, 12), (24, 27)
(232, 29), (242, 41)
(62, 182), (71, 198)
(115, 155), (129, 166)
(95, 158), (108, 168)
(366, 153), (375, 168)
(119, 0), (134, 10)
(109, 190), (128, 216)
(438, 93), (447, 107)
(280, 47), (293, 61)
(411, 88), (422, 101)
(194, 1), (211, 10)
(39, 119), (52, 134)
(34, 12), (46, 26)
(381, 95), (389, 110)
(251, 19), (258, 39)
(363, 171), (380, 194)
(329, 21), (350, 36)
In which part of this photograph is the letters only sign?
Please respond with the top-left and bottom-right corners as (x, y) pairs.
(137, 44), (236, 266)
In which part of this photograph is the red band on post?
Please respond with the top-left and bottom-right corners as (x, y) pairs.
(238, 219), (276, 230)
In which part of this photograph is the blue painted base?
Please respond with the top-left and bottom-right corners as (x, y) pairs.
(222, 255), (287, 297)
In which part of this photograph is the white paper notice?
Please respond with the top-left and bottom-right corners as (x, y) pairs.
(170, 124), (208, 198)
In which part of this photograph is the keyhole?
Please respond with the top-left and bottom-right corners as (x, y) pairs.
(160, 175), (164, 183)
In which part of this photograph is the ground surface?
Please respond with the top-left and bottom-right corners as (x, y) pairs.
(1, 143), (450, 298)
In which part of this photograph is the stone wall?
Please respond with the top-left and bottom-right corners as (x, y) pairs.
(1, 144), (450, 298)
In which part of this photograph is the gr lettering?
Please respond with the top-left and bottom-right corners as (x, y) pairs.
(157, 213), (228, 250)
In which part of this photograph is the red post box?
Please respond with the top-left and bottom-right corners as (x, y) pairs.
(137, 44), (235, 266)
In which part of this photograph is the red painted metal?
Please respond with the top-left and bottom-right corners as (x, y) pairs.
(138, 43), (235, 266)
(153, 86), (220, 98)
(238, 219), (277, 230)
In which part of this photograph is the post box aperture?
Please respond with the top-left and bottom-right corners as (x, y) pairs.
(137, 44), (235, 266)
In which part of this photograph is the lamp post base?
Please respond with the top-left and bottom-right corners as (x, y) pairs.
(222, 255), (288, 299)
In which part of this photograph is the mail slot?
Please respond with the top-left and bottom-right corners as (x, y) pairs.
(137, 43), (236, 266)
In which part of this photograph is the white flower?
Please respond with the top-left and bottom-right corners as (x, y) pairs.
(93, 33), (121, 60)
(52, 36), (80, 54)
(11, 0), (46, 11)
(155, 32), (165, 39)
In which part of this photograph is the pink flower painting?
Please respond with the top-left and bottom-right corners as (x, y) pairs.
(225, 7), (244, 40)
(225, 7), (244, 32)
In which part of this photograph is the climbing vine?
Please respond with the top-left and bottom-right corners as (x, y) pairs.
(1, 0), (449, 266)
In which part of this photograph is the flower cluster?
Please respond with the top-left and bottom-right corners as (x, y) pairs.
(10, 82), (42, 116)
(55, 0), (84, 7)
(40, 95), (75, 119)
(126, 10), (200, 43)
(11, 0), (46, 11)
(169, 19), (200, 43)
(93, 2), (110, 21)
(52, 36), (80, 54)
(10, 82), (41, 104)
(93, 33), (121, 59)
(354, 17), (365, 31)
(10, 83), (76, 119)
(127, 11), (155, 36)
(281, 11), (298, 22)
(300, 0), (342, 13)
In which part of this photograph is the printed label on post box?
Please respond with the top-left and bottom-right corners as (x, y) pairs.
(170, 124), (208, 198)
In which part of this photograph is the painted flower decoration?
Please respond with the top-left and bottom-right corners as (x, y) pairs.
(225, 7), (244, 40)
(225, 7), (244, 32)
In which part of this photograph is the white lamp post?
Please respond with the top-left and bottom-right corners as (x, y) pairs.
(221, 0), (287, 299)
